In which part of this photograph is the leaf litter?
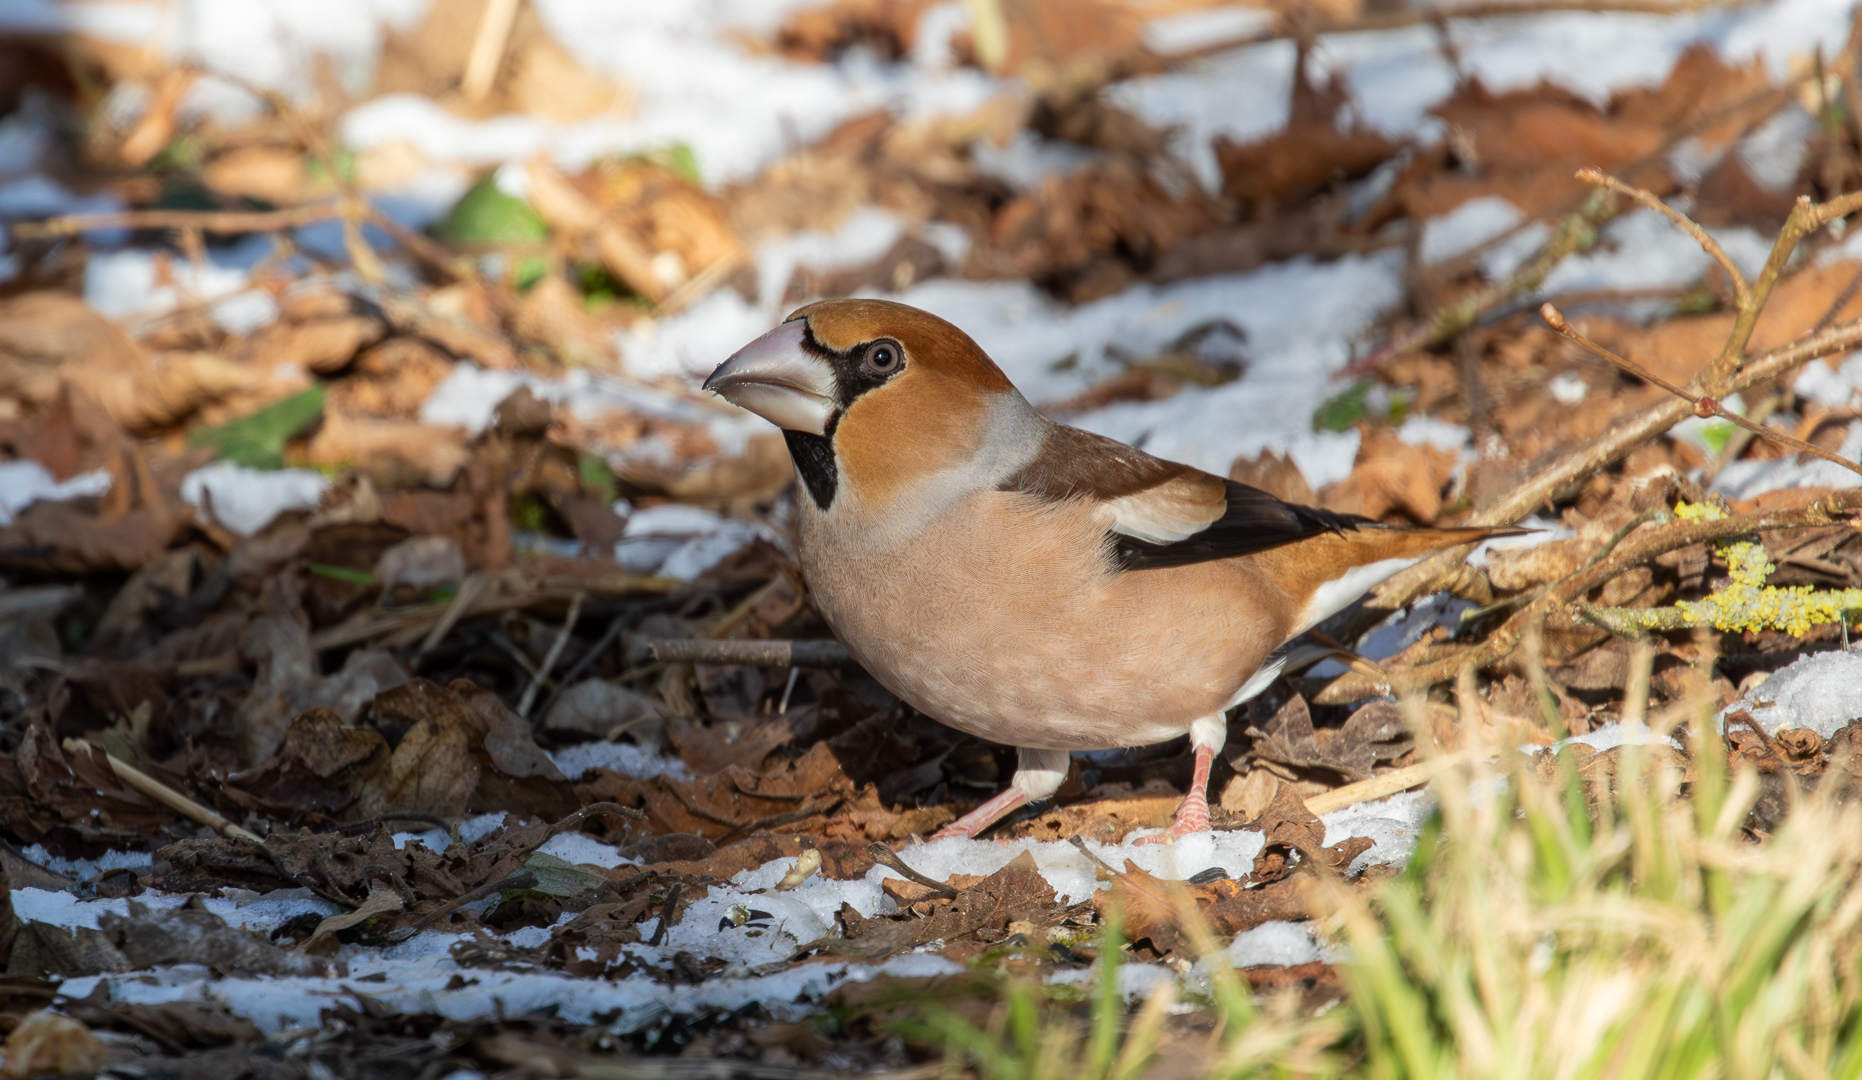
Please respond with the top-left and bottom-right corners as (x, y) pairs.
(0, 0), (1859, 1073)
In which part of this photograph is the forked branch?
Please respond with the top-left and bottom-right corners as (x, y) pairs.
(1539, 302), (1862, 480)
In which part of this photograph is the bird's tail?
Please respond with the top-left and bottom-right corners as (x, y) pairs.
(1257, 522), (1532, 635)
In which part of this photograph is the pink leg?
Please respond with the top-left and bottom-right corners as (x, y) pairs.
(928, 787), (1031, 841)
(928, 747), (1069, 842)
(1138, 715), (1224, 845)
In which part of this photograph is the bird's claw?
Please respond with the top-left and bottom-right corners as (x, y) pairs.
(1135, 795), (1211, 846)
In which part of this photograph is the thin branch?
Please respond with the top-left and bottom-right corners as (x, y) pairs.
(1576, 167), (1750, 306)
(64, 739), (263, 843)
(1369, 313), (1862, 610)
(11, 202), (352, 241)
(1154, 0), (1755, 65)
(1322, 490), (1862, 703)
(1541, 302), (1862, 480)
(518, 591), (585, 719)
(646, 638), (853, 668)
(866, 843), (959, 899)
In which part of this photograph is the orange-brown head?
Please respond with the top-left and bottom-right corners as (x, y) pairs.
(704, 299), (1038, 511)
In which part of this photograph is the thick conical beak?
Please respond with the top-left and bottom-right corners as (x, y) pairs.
(702, 321), (836, 436)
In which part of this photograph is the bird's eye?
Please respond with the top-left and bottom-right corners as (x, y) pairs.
(862, 340), (901, 375)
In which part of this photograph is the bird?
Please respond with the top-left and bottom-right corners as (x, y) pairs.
(703, 298), (1520, 843)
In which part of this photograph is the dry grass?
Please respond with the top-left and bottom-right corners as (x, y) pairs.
(912, 705), (1862, 1079)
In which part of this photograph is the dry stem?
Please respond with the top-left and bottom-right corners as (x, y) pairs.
(1541, 302), (1862, 479)
(12, 202), (352, 241)
(65, 739), (263, 844)
(1576, 167), (1750, 306)
(1324, 490), (1862, 703)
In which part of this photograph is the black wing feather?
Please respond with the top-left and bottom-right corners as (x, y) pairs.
(1112, 481), (1369, 571)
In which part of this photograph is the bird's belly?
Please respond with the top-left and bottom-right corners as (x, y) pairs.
(798, 495), (1279, 751)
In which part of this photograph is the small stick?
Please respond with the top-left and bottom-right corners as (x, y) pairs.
(1541, 303), (1862, 480)
(647, 882), (681, 946)
(1577, 167), (1750, 306)
(63, 739), (262, 843)
(1305, 751), (1473, 815)
(865, 842), (959, 899)
(518, 591), (585, 719)
(1372, 314), (1862, 612)
(1065, 835), (1121, 875)
(11, 202), (352, 241)
(462, 0), (521, 103)
(647, 639), (852, 668)
(415, 572), (492, 660)
(382, 870), (539, 944)
(533, 615), (627, 728)
(1731, 710), (1787, 766)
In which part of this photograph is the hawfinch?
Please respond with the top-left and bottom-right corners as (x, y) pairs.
(705, 299), (1513, 843)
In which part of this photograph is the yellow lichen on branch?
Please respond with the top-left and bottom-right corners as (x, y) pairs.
(1583, 502), (1862, 637)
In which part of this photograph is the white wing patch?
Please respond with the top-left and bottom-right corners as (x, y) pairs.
(1294, 555), (1422, 635)
(1101, 475), (1225, 545)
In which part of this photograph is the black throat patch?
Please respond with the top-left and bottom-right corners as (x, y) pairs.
(784, 428), (838, 510)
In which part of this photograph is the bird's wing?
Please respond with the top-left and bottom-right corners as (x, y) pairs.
(998, 424), (1367, 570)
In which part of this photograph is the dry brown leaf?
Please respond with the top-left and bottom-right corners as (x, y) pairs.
(201, 145), (314, 204)
(0, 292), (250, 432)
(306, 410), (469, 488)
(1216, 62), (1394, 212)
(1229, 449), (1316, 506)
(373, 694), (481, 820)
(365, 679), (580, 820)
(2, 1010), (105, 1078)
(0, 388), (192, 574)
(1319, 426), (1457, 524)
(1385, 47), (1771, 222)
(509, 36), (632, 123)
(507, 274), (618, 366)
(248, 314), (387, 375)
(303, 880), (406, 950)
(1246, 695), (1411, 784)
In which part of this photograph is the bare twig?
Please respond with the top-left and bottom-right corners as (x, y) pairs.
(1370, 314), (1862, 610)
(518, 591), (585, 719)
(64, 739), (263, 843)
(1155, 0), (1754, 64)
(1577, 167), (1750, 306)
(1542, 302), (1862, 479)
(1305, 751), (1474, 815)
(647, 639), (853, 668)
(865, 842), (959, 899)
(382, 870), (539, 944)
(11, 202), (351, 241)
(1325, 490), (1862, 703)
(534, 615), (629, 726)
(648, 883), (681, 946)
(1699, 391), (1783, 486)
(462, 0), (521, 103)
(1353, 82), (1796, 378)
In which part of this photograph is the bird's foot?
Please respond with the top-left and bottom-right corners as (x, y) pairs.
(1135, 792), (1211, 846)
(928, 787), (1031, 842)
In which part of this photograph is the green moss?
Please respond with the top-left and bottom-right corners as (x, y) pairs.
(189, 385), (325, 470)
(437, 175), (550, 247)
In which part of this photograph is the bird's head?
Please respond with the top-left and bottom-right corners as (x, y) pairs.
(704, 299), (1037, 510)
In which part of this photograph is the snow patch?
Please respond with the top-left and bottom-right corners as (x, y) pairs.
(181, 463), (329, 536)
(549, 740), (692, 782)
(1718, 651), (1862, 739)
(614, 503), (779, 580)
(0, 463), (111, 527)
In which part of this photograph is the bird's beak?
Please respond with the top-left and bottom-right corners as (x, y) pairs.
(703, 321), (836, 436)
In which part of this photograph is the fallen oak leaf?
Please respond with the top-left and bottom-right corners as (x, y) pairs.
(1248, 785), (1375, 882)
(301, 879), (405, 952)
